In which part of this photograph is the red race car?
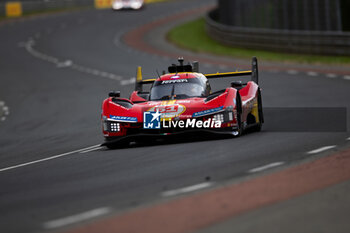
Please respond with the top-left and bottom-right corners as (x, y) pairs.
(101, 57), (263, 148)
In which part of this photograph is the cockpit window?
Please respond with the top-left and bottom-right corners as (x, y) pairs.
(150, 78), (206, 101)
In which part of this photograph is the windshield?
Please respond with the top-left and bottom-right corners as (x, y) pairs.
(150, 79), (205, 101)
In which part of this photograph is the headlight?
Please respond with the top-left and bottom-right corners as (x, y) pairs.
(228, 111), (233, 121)
(213, 109), (234, 123)
(110, 122), (120, 132)
(213, 114), (224, 123)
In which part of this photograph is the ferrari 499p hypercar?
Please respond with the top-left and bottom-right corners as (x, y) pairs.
(101, 57), (263, 148)
(112, 0), (144, 10)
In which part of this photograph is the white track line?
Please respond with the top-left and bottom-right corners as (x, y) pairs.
(0, 145), (101, 172)
(22, 39), (123, 82)
(79, 147), (103, 154)
(161, 182), (213, 197)
(56, 60), (72, 68)
(248, 162), (285, 173)
(347, 137), (350, 141)
(307, 145), (336, 154)
(121, 77), (136, 86)
(326, 73), (337, 78)
(287, 70), (298, 75)
(268, 69), (280, 73)
(344, 75), (350, 80)
(307, 71), (318, 76)
(43, 207), (111, 229)
(0, 101), (9, 121)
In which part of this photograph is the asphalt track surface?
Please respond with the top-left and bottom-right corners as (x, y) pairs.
(0, 0), (350, 232)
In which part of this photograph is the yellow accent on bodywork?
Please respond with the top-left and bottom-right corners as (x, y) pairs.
(251, 99), (260, 123)
(160, 100), (176, 105)
(136, 66), (143, 82)
(205, 71), (252, 78)
(141, 79), (156, 84)
(159, 100), (182, 121)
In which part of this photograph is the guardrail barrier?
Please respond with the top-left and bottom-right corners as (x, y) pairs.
(206, 0), (350, 56)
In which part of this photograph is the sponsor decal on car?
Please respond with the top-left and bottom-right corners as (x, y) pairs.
(161, 79), (188, 84)
(176, 100), (191, 103)
(109, 115), (138, 123)
(147, 102), (186, 120)
(192, 106), (224, 117)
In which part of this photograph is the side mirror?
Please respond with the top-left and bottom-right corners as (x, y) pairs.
(192, 61), (199, 72)
(109, 91), (120, 98)
(231, 81), (243, 88)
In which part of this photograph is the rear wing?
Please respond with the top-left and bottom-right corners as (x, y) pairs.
(204, 57), (259, 84)
(134, 57), (259, 91)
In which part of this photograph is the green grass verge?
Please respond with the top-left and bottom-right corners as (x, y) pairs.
(167, 18), (350, 65)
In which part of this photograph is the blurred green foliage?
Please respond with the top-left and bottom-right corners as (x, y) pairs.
(167, 18), (350, 65)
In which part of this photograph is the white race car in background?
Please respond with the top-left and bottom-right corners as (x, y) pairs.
(112, 0), (144, 10)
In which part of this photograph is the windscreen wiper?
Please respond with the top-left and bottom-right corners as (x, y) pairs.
(170, 85), (175, 100)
